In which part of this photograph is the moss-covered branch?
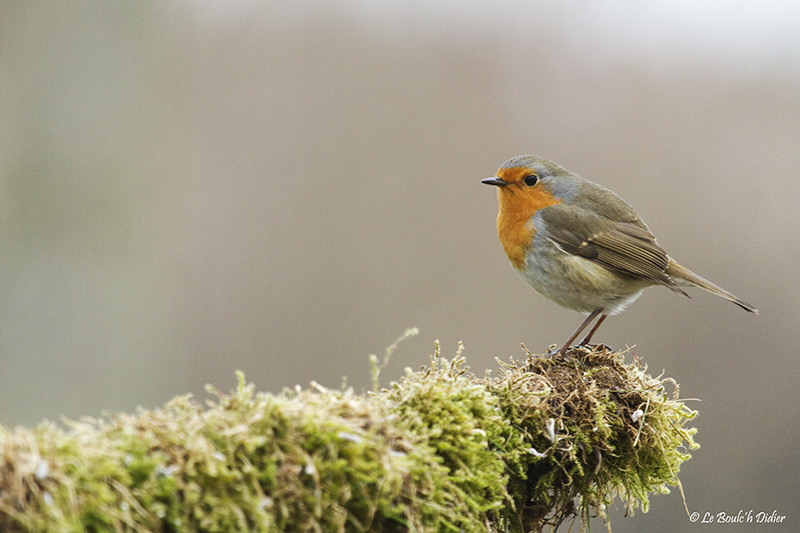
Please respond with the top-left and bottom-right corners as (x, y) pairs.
(0, 340), (697, 532)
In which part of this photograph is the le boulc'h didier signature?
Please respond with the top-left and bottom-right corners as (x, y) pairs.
(689, 509), (786, 524)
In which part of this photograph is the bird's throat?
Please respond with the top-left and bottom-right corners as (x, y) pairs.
(496, 186), (562, 270)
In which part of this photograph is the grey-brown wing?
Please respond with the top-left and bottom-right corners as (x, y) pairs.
(540, 204), (688, 295)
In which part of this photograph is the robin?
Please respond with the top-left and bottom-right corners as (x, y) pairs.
(482, 155), (757, 355)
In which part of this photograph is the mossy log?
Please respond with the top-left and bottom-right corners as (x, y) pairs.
(0, 338), (697, 532)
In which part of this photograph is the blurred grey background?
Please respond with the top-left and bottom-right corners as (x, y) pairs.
(1, 1), (798, 531)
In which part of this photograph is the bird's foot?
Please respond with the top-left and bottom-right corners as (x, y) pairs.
(545, 345), (588, 369)
(578, 342), (611, 353)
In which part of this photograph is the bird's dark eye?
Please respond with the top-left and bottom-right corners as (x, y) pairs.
(524, 175), (538, 186)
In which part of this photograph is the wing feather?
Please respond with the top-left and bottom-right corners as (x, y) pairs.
(541, 205), (688, 296)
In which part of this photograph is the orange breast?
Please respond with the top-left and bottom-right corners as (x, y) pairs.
(494, 167), (563, 269)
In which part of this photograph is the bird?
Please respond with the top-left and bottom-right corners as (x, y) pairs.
(482, 154), (757, 356)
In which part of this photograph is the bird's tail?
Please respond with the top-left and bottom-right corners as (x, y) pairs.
(666, 260), (758, 314)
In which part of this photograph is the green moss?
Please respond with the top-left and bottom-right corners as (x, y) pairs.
(0, 343), (697, 532)
(484, 345), (699, 531)
(385, 342), (513, 531)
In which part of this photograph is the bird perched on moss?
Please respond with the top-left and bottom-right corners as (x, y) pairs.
(482, 155), (757, 355)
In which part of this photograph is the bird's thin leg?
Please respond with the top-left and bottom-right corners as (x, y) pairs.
(579, 314), (608, 346)
(556, 308), (602, 355)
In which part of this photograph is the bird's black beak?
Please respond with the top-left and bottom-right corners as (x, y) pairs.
(481, 177), (508, 187)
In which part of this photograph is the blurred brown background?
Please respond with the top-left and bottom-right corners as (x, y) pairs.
(1, 2), (798, 531)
